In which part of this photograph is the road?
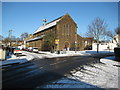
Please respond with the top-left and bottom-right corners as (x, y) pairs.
(2, 52), (114, 89)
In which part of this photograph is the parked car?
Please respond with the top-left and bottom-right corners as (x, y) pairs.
(25, 48), (29, 51)
(22, 48), (29, 51)
(14, 48), (22, 55)
(32, 47), (38, 53)
(28, 47), (33, 52)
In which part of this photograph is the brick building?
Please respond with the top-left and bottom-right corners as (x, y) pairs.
(26, 13), (93, 51)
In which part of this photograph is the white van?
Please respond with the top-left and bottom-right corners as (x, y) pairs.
(32, 47), (38, 53)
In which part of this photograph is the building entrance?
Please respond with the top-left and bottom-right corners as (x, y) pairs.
(64, 42), (70, 51)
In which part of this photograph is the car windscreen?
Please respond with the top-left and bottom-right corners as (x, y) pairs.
(15, 48), (20, 50)
(33, 48), (38, 49)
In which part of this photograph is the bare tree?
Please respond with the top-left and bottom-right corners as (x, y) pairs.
(105, 30), (115, 39)
(2, 37), (11, 45)
(21, 32), (29, 41)
(86, 17), (108, 53)
(115, 27), (120, 34)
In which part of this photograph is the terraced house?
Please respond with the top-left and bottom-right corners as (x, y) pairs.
(26, 13), (93, 51)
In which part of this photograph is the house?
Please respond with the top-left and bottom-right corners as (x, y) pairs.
(83, 37), (94, 50)
(26, 13), (93, 51)
(113, 35), (120, 46)
(92, 35), (120, 51)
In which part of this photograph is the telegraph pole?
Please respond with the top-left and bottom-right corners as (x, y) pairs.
(8, 30), (13, 46)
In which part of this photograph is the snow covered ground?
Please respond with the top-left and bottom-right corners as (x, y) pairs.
(38, 50), (114, 58)
(39, 58), (120, 89)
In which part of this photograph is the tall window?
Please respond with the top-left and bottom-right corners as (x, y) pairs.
(64, 24), (66, 35)
(66, 24), (68, 35)
(69, 25), (71, 36)
(64, 24), (69, 36)
(53, 28), (56, 34)
(67, 24), (69, 35)
(62, 25), (65, 35)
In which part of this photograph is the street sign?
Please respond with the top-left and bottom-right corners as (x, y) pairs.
(55, 39), (59, 44)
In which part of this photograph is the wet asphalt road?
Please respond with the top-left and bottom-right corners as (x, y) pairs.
(2, 53), (114, 89)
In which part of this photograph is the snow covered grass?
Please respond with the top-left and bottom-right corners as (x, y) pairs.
(39, 59), (120, 89)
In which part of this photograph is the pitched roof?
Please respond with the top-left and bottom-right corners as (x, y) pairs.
(77, 34), (83, 38)
(26, 35), (45, 42)
(33, 16), (63, 34)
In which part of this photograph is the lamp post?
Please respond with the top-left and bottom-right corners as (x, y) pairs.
(55, 39), (59, 54)
(75, 41), (77, 53)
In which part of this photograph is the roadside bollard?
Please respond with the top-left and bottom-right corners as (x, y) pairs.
(114, 47), (120, 62)
(0, 49), (6, 60)
(57, 50), (60, 54)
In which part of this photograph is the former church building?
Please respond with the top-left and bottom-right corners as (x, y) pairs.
(26, 13), (93, 51)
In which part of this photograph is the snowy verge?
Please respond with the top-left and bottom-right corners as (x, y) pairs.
(100, 56), (120, 66)
(38, 50), (114, 58)
(0, 53), (34, 67)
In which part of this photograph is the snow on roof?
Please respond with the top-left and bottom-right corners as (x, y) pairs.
(34, 18), (62, 34)
(27, 35), (45, 42)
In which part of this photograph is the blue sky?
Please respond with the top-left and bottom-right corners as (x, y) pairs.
(2, 2), (118, 38)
